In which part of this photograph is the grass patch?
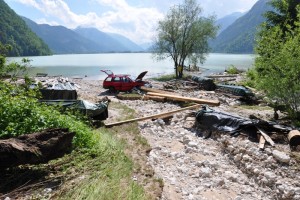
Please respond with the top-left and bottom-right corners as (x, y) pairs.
(55, 131), (147, 200)
(151, 73), (191, 82)
(151, 74), (177, 82)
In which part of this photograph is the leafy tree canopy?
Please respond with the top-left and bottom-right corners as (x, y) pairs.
(251, 3), (300, 120)
(265, 0), (300, 31)
(152, 0), (218, 78)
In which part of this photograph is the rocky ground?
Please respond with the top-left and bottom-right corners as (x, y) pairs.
(40, 76), (300, 200)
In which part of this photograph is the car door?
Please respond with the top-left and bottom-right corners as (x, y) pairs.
(121, 77), (135, 91)
(112, 77), (122, 90)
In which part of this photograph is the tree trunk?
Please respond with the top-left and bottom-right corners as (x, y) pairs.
(175, 64), (178, 78)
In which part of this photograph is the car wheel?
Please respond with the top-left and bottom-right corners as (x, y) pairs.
(108, 86), (116, 93)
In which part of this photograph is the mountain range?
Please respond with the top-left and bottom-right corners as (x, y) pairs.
(0, 0), (273, 56)
(216, 12), (244, 35)
(23, 17), (144, 54)
(211, 0), (272, 53)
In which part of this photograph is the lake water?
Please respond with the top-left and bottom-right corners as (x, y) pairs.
(8, 53), (255, 80)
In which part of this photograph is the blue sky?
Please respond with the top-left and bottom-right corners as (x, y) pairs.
(4, 0), (258, 44)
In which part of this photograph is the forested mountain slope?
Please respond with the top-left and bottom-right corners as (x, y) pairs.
(211, 0), (272, 53)
(0, 0), (51, 56)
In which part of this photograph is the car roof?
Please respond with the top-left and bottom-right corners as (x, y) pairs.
(109, 74), (130, 78)
(101, 70), (131, 78)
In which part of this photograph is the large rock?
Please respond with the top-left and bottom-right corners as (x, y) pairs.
(272, 150), (290, 164)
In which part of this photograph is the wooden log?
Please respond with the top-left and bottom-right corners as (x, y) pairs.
(105, 104), (201, 127)
(146, 92), (220, 106)
(0, 128), (75, 169)
(288, 130), (300, 147)
(140, 86), (178, 95)
(143, 95), (166, 102)
(259, 135), (266, 149)
(256, 127), (275, 147)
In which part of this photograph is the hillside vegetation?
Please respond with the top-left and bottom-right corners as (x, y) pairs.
(211, 0), (272, 53)
(0, 0), (51, 56)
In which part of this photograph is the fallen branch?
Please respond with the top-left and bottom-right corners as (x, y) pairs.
(105, 104), (201, 127)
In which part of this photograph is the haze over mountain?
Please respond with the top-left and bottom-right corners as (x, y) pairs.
(0, 0), (51, 56)
(23, 18), (144, 54)
(211, 0), (272, 53)
(216, 12), (244, 35)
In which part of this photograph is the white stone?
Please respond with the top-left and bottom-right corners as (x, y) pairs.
(187, 141), (198, 149)
(234, 154), (242, 162)
(224, 171), (239, 182)
(272, 150), (290, 163)
(264, 171), (277, 183)
(242, 154), (252, 161)
(199, 167), (212, 178)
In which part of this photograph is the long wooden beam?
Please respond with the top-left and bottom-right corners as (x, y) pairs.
(105, 104), (201, 128)
(146, 92), (220, 106)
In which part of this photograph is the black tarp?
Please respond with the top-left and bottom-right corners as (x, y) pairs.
(40, 100), (109, 120)
(195, 106), (291, 139)
(39, 89), (77, 100)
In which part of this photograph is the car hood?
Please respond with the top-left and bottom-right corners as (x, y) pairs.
(135, 71), (148, 81)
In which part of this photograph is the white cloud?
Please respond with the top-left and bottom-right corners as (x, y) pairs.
(15, 0), (163, 44)
(13, 0), (258, 43)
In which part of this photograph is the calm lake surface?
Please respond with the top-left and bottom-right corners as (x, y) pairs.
(9, 53), (255, 80)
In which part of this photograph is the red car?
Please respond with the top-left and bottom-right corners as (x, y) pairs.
(101, 70), (151, 92)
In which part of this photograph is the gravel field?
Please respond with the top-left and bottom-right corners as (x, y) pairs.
(59, 77), (300, 200)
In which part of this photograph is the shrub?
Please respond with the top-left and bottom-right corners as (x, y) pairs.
(226, 65), (239, 74)
(0, 82), (95, 148)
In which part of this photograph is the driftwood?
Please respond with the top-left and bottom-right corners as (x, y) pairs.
(146, 92), (220, 106)
(0, 128), (75, 169)
(105, 104), (201, 127)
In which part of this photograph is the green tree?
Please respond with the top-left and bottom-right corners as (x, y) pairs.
(0, 42), (30, 80)
(252, 18), (300, 119)
(152, 0), (218, 78)
(265, 0), (300, 31)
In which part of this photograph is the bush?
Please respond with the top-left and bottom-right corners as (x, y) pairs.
(226, 65), (239, 74)
(0, 82), (95, 148)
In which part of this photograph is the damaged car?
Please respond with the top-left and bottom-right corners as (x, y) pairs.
(101, 70), (151, 92)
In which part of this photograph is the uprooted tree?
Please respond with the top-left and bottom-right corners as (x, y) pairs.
(152, 0), (218, 78)
(249, 0), (300, 120)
